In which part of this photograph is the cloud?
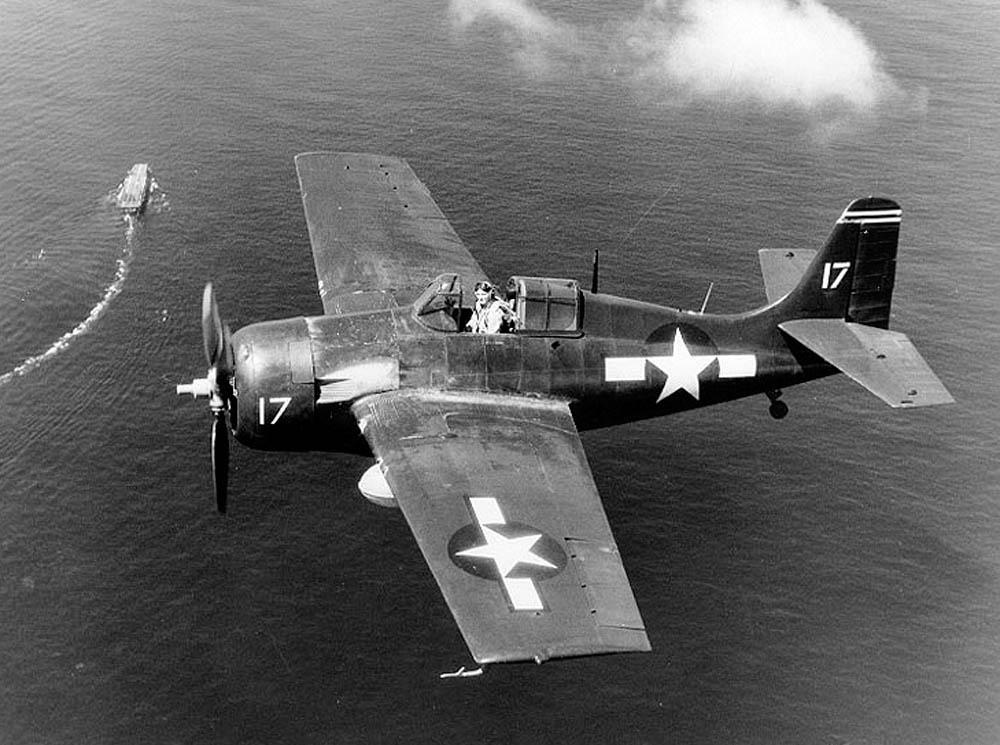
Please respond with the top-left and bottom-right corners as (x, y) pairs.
(449, 0), (579, 76)
(450, 0), (567, 39)
(631, 0), (895, 109)
(450, 0), (899, 112)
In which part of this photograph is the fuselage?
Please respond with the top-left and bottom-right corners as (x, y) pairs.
(228, 287), (831, 454)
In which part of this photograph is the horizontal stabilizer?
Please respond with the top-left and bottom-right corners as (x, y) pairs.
(780, 319), (954, 408)
(759, 249), (817, 304)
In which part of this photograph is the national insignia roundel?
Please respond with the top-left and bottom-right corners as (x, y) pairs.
(447, 497), (567, 612)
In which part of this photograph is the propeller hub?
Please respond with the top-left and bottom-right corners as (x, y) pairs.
(176, 376), (212, 399)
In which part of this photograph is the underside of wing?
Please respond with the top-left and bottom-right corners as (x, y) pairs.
(351, 390), (650, 664)
(780, 319), (955, 407)
(295, 152), (488, 314)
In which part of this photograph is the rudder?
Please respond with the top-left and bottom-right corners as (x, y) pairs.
(844, 198), (901, 328)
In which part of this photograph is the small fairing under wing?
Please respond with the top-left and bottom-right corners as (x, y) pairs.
(780, 319), (954, 407)
(295, 152), (488, 315)
(351, 390), (650, 664)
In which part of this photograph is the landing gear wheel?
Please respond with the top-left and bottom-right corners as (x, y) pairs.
(766, 389), (788, 419)
(769, 400), (789, 420)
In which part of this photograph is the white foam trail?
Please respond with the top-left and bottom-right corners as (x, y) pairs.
(0, 220), (136, 387)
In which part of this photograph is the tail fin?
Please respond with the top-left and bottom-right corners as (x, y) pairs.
(777, 197), (901, 327)
(768, 197), (954, 407)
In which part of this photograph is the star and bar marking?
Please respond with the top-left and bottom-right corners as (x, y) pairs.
(605, 328), (756, 402)
(449, 497), (565, 612)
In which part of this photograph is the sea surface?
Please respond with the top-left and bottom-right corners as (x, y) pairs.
(1, 1), (998, 743)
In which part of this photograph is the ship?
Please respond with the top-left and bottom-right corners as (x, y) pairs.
(116, 163), (151, 214)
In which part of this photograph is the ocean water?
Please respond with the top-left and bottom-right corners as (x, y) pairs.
(0, 1), (998, 743)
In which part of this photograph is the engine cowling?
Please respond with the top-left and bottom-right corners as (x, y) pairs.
(231, 318), (317, 451)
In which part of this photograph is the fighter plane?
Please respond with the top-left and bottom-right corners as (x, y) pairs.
(176, 152), (953, 666)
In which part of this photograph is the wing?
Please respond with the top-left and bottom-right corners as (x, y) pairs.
(780, 319), (955, 407)
(295, 152), (489, 315)
(351, 390), (650, 664)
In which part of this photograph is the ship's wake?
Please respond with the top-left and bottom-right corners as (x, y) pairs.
(0, 206), (145, 388)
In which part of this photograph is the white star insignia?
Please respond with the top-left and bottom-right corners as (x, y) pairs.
(646, 328), (716, 402)
(604, 330), (757, 403)
(456, 525), (556, 578)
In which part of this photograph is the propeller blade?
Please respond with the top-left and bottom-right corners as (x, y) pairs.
(219, 322), (234, 382)
(201, 283), (224, 367)
(212, 411), (229, 514)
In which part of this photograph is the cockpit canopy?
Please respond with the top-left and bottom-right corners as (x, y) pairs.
(413, 273), (464, 331)
(413, 273), (582, 335)
(506, 276), (580, 333)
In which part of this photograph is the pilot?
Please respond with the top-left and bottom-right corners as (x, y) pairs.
(466, 281), (517, 334)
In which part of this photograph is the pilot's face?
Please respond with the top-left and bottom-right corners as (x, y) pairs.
(475, 289), (490, 304)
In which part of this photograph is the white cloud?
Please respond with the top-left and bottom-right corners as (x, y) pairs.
(450, 0), (567, 39)
(635, 0), (894, 109)
(449, 0), (579, 77)
(450, 0), (898, 112)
